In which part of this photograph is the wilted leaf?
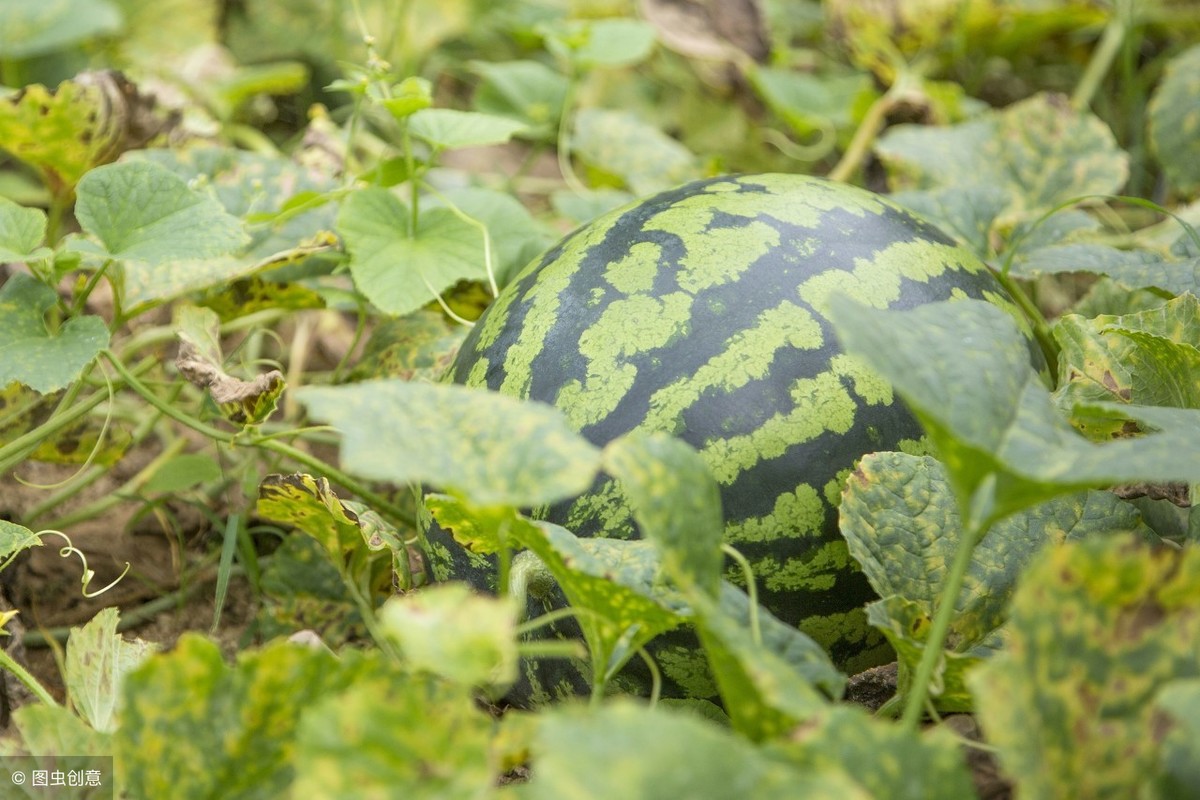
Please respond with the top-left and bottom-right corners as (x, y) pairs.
(296, 380), (602, 508)
(571, 109), (698, 195)
(969, 537), (1200, 800)
(65, 608), (157, 734)
(0, 273), (109, 394)
(257, 473), (374, 561)
(1148, 44), (1200, 196)
(175, 338), (284, 427)
(379, 582), (519, 688)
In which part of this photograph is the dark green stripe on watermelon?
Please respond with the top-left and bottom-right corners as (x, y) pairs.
(426, 173), (1040, 702)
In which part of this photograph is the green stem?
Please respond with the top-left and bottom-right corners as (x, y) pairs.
(994, 269), (1058, 381)
(556, 74), (588, 196)
(1071, 3), (1130, 111)
(828, 79), (908, 184)
(0, 390), (111, 475)
(0, 646), (58, 707)
(900, 519), (986, 731)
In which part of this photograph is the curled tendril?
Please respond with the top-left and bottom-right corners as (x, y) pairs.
(38, 530), (131, 599)
(14, 362), (117, 490)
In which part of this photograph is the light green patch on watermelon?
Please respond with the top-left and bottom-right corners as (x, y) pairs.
(426, 538), (455, 582)
(498, 266), (578, 398)
(652, 645), (719, 699)
(465, 357), (489, 387)
(556, 293), (692, 428)
(896, 437), (933, 456)
(704, 370), (858, 484)
(831, 353), (894, 407)
(604, 241), (663, 295)
(664, 220), (779, 293)
(753, 540), (855, 594)
(467, 275), (522, 353)
(725, 483), (825, 545)
(824, 467), (855, 507)
(564, 481), (636, 538)
(801, 240), (985, 318)
(643, 301), (824, 433)
(797, 610), (888, 672)
(712, 174), (888, 229)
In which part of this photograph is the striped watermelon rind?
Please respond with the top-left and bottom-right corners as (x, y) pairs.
(424, 173), (1039, 700)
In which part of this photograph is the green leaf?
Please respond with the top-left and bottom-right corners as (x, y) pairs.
(841, 452), (1156, 650)
(117, 636), (376, 800)
(692, 585), (835, 740)
(292, 673), (497, 798)
(0, 0), (122, 59)
(347, 310), (466, 383)
(379, 582), (519, 688)
(775, 705), (978, 800)
(0, 519), (42, 565)
(75, 160), (248, 265)
(0, 273), (109, 394)
(1149, 44), (1200, 196)
(603, 432), (724, 596)
(828, 296), (1200, 527)
(470, 59), (568, 139)
(748, 68), (872, 138)
(1053, 294), (1200, 437)
(541, 18), (658, 70)
(891, 185), (1010, 259)
(571, 109), (698, 195)
(432, 186), (552, 286)
(65, 608), (157, 734)
(12, 703), (111, 758)
(257, 473), (372, 561)
(337, 187), (488, 317)
(969, 537), (1200, 800)
(296, 380), (601, 508)
(407, 108), (527, 150)
(877, 92), (1128, 213)
(522, 702), (866, 800)
(254, 536), (365, 645)
(1154, 680), (1200, 796)
(0, 196), (50, 263)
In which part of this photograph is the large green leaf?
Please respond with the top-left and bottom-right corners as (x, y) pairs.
(571, 109), (698, 195)
(521, 702), (866, 800)
(378, 582), (519, 689)
(1010, 243), (1200, 296)
(431, 187), (552, 286)
(541, 18), (658, 70)
(337, 187), (489, 317)
(470, 59), (568, 140)
(0, 273), (109, 393)
(0, 0), (122, 59)
(890, 185), (1010, 260)
(292, 673), (497, 798)
(408, 108), (527, 150)
(117, 637), (376, 800)
(75, 160), (248, 265)
(773, 705), (978, 800)
(828, 297), (1200, 527)
(65, 608), (157, 735)
(969, 537), (1200, 800)
(1148, 44), (1200, 196)
(296, 380), (601, 508)
(877, 93), (1128, 213)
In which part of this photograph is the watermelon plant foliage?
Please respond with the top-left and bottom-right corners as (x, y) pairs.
(3, 2), (1200, 798)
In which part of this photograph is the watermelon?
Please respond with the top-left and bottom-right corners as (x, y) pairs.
(423, 173), (1041, 702)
